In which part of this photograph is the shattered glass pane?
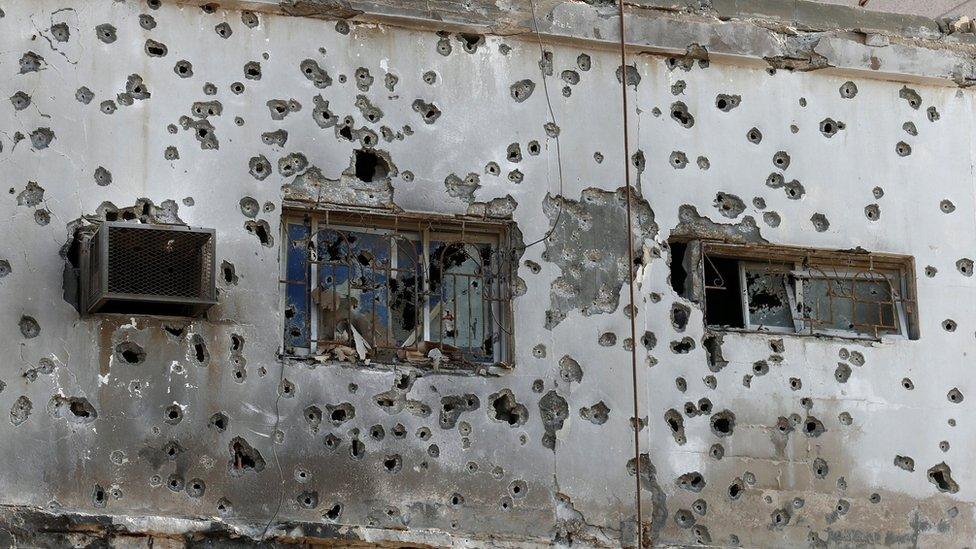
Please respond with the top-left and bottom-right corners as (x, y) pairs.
(316, 229), (394, 349)
(428, 240), (495, 362)
(803, 275), (898, 335)
(284, 222), (310, 349)
(743, 266), (794, 330)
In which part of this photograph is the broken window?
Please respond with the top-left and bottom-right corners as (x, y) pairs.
(674, 240), (918, 340)
(282, 211), (514, 368)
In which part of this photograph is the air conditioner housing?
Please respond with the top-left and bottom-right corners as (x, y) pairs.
(80, 222), (217, 317)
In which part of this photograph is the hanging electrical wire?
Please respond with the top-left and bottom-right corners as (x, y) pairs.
(616, 0), (646, 543)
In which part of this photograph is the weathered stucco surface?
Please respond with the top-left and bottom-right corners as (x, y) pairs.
(1, 0), (976, 547)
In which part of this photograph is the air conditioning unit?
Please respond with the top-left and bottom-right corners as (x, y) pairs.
(80, 222), (217, 316)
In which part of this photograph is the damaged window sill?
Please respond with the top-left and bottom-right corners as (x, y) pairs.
(708, 326), (909, 344)
(279, 352), (512, 377)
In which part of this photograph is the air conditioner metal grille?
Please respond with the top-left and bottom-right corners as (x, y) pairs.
(82, 222), (217, 316)
(107, 227), (213, 298)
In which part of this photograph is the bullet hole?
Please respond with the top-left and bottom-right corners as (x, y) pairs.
(928, 462), (958, 493)
(322, 433), (342, 451)
(266, 99), (292, 121)
(708, 443), (725, 461)
(674, 508), (696, 529)
(172, 60), (195, 78)
(95, 23), (117, 44)
(580, 401), (610, 425)
(746, 127), (763, 144)
(812, 457), (829, 478)
(670, 101), (694, 128)
(615, 64), (641, 88)
(555, 70), (579, 88)
(26, 128), (55, 152)
(864, 203), (881, 221)
(670, 80), (686, 95)
(208, 412), (229, 432)
(321, 502), (343, 522)
(456, 32), (485, 54)
(351, 438), (367, 459)
(244, 61), (262, 80)
(769, 507), (792, 529)
(697, 156), (710, 170)
(327, 403), (355, 426)
(238, 9), (259, 27)
(278, 378), (296, 398)
(488, 389), (528, 427)
(956, 258), (973, 276)
(235, 197), (260, 220)
(839, 81), (858, 98)
(214, 22), (233, 38)
(19, 315), (40, 339)
(747, 360), (768, 376)
(92, 484), (107, 508)
(379, 453), (403, 474)
(139, 14), (156, 30)
(899, 86), (921, 109)
(539, 390), (569, 450)
(810, 213), (830, 232)
(509, 78), (535, 103)
(231, 357), (243, 383)
(245, 220), (273, 247)
(943, 318), (957, 332)
(937, 199), (956, 214)
(641, 331), (658, 352)
(366, 424), (385, 441)
(189, 334), (209, 364)
(19, 51), (44, 74)
(728, 477), (744, 500)
(820, 118), (844, 137)
(278, 152), (308, 176)
(669, 151), (688, 169)
(802, 416), (826, 438)
(229, 437), (265, 476)
(48, 395), (98, 425)
(895, 141), (913, 157)
(835, 363), (852, 383)
(0, 260), (10, 278)
(772, 151), (791, 170)
(557, 355), (584, 383)
(34, 209), (50, 226)
(248, 155), (272, 181)
(714, 192), (745, 219)
(665, 409), (686, 444)
(593, 152), (604, 163)
(114, 342), (145, 365)
(675, 377), (688, 393)
(144, 39), (167, 57)
(711, 410), (735, 437)
(163, 404), (183, 425)
(163, 145), (179, 160)
(506, 143), (522, 164)
(407, 99), (442, 125)
(10, 91), (30, 111)
(439, 394), (480, 429)
(16, 181), (45, 208)
(947, 387), (964, 403)
(897, 123), (917, 140)
(925, 106), (941, 122)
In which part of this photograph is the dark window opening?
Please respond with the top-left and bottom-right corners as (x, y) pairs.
(703, 256), (744, 329)
(668, 241), (688, 296)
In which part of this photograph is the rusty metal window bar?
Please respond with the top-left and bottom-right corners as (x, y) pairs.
(281, 211), (514, 368)
(700, 242), (918, 340)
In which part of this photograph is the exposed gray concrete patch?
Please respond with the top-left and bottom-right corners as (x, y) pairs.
(542, 187), (657, 328)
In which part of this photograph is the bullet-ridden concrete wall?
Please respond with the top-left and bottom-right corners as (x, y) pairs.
(0, 0), (975, 547)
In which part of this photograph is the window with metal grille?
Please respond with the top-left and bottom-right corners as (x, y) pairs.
(282, 210), (515, 368)
(670, 240), (919, 340)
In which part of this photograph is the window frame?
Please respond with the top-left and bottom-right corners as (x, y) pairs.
(696, 241), (919, 341)
(279, 207), (516, 368)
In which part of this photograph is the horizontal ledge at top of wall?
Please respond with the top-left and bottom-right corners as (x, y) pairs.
(170, 0), (976, 87)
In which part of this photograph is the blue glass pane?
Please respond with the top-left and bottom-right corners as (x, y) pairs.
(284, 222), (310, 349)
